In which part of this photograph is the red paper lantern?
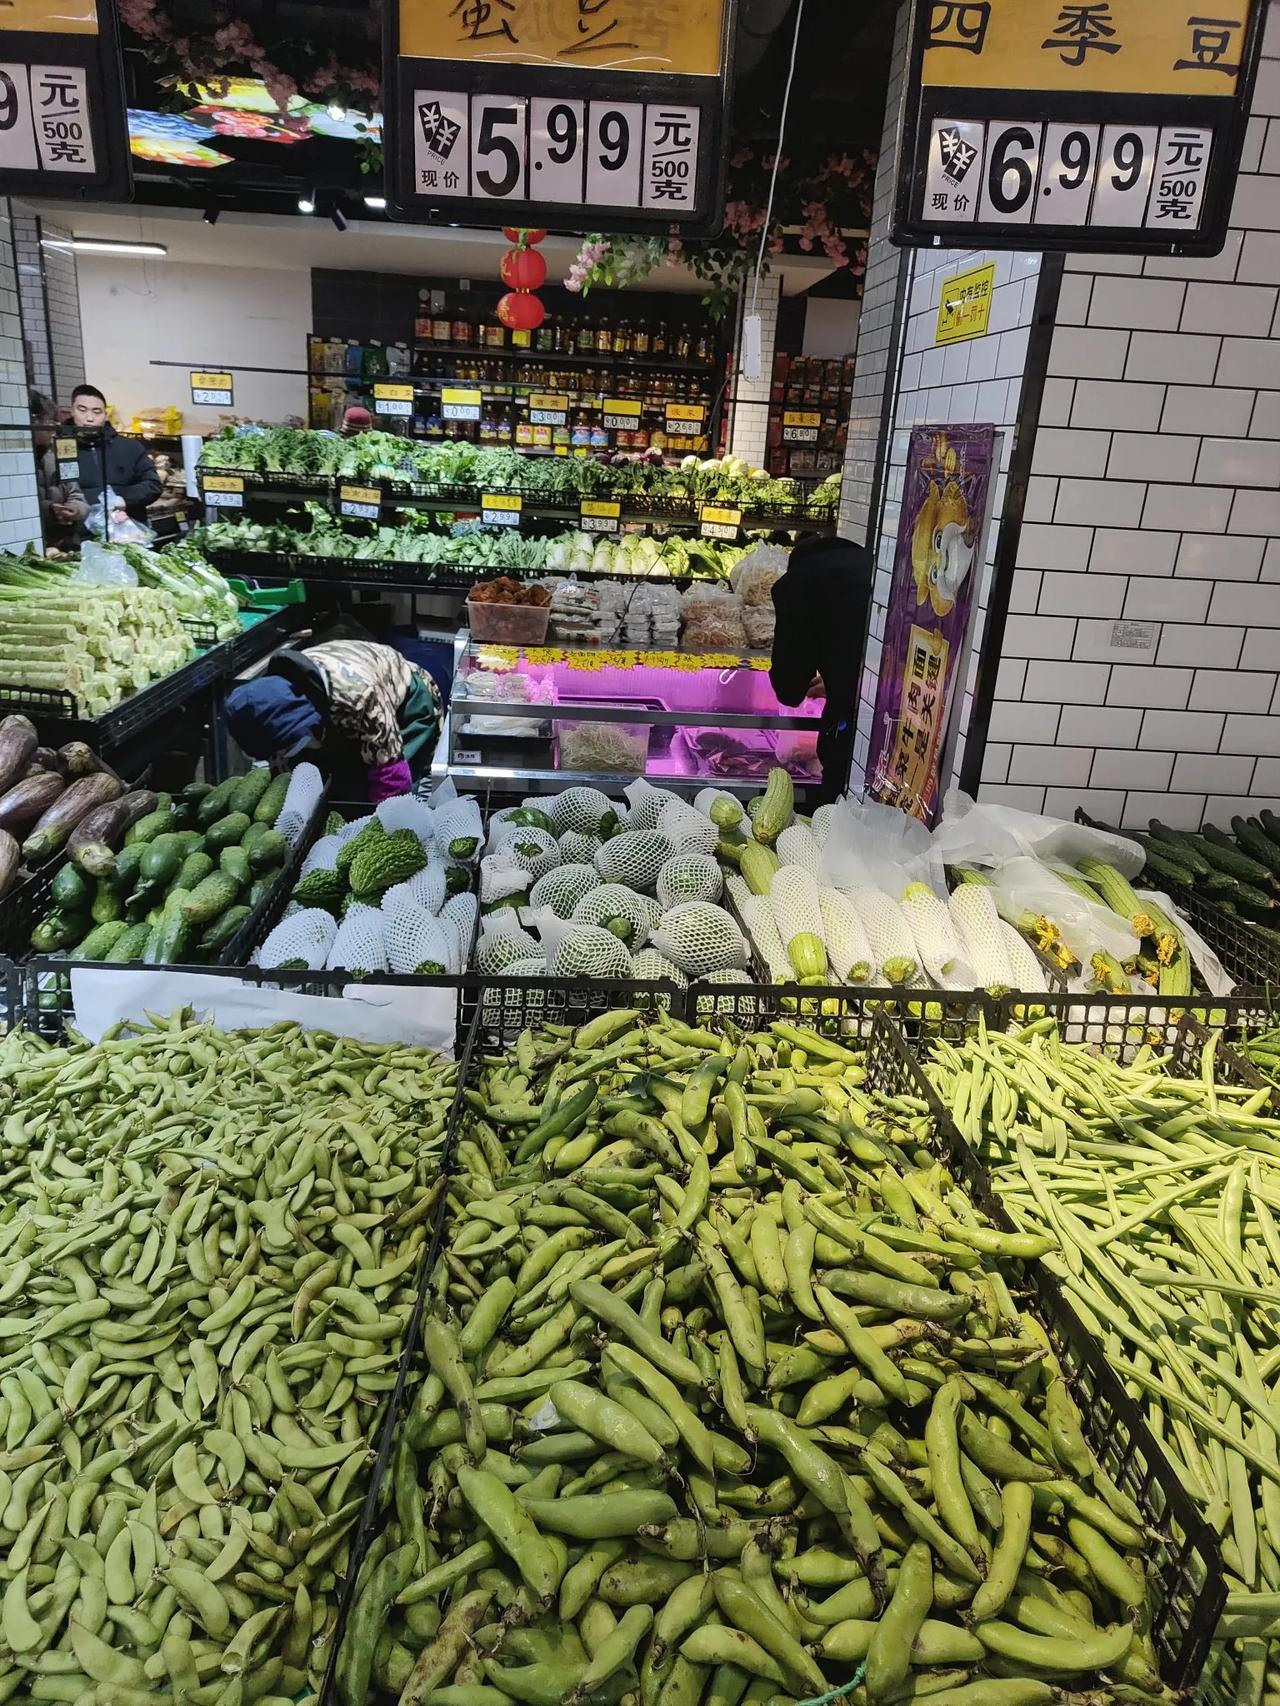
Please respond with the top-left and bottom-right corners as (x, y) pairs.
(502, 226), (547, 246)
(500, 246), (547, 291)
(497, 290), (545, 331)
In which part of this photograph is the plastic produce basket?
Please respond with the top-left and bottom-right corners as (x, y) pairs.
(465, 594), (551, 645)
(553, 714), (651, 773)
(864, 1010), (1226, 1692)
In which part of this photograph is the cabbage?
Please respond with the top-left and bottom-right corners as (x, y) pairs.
(569, 548), (593, 574)
(592, 538), (617, 574)
(545, 536), (571, 573)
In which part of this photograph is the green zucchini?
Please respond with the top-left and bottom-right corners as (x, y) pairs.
(110, 843), (144, 897)
(219, 846), (251, 889)
(144, 890), (193, 965)
(140, 835), (183, 886)
(248, 829), (287, 873)
(181, 872), (242, 926)
(124, 807), (175, 847)
(176, 851), (215, 891)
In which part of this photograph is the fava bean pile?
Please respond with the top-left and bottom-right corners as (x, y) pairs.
(341, 1008), (1165, 1706)
(929, 1019), (1280, 1699)
(0, 1013), (455, 1704)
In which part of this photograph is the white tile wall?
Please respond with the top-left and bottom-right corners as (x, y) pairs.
(0, 200), (44, 551)
(727, 272), (781, 467)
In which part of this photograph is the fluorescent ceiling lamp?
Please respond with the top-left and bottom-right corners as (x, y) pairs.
(363, 195), (386, 209)
(50, 237), (167, 256)
(298, 189), (316, 213)
(327, 103), (346, 120)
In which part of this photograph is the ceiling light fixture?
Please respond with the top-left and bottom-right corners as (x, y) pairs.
(54, 238), (168, 257)
(298, 189), (316, 214)
(363, 195), (387, 210)
(327, 103), (346, 120)
(330, 207), (348, 232)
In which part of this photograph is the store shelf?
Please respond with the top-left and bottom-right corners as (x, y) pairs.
(207, 548), (739, 595)
(408, 342), (715, 374)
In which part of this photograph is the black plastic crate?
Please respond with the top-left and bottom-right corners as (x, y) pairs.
(991, 989), (1279, 1053)
(863, 1011), (1226, 1693)
(1168, 880), (1280, 991)
(460, 972), (681, 1045)
(685, 975), (997, 1044)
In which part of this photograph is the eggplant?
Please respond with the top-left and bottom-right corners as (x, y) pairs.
(0, 828), (18, 899)
(22, 771), (123, 864)
(0, 769), (65, 836)
(68, 789), (158, 878)
(29, 747), (65, 774)
(0, 715), (38, 795)
(58, 741), (102, 778)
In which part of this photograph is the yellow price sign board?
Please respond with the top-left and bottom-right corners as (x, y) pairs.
(191, 370), (234, 406)
(339, 484), (382, 519)
(580, 499), (621, 534)
(441, 386), (481, 422)
(2, 1), (98, 34)
(782, 409), (821, 444)
(528, 393), (569, 425)
(936, 262), (996, 345)
(399, 0), (727, 78)
(203, 474), (244, 509)
(602, 398), (643, 430)
(482, 493), (523, 526)
(700, 505), (741, 540)
(666, 403), (704, 424)
(374, 382), (415, 417)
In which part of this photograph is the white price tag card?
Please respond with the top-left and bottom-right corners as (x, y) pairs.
(1146, 126), (1212, 231)
(700, 505), (742, 541)
(203, 475), (244, 511)
(374, 382), (415, 417)
(643, 105), (700, 213)
(529, 97), (585, 204)
(339, 484), (381, 521)
(470, 93), (527, 201)
(782, 410), (821, 445)
(482, 493), (522, 527)
(31, 65), (94, 174)
(1090, 124), (1158, 228)
(602, 398), (642, 431)
(587, 101), (643, 209)
(529, 392), (569, 427)
(0, 66), (38, 172)
(1035, 123), (1101, 226)
(412, 89), (469, 198)
(442, 386), (481, 423)
(977, 121), (1040, 225)
(191, 370), (234, 407)
(580, 500), (621, 535)
(922, 119), (985, 224)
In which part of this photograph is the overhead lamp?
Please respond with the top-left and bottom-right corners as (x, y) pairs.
(298, 188), (316, 214)
(330, 207), (348, 232)
(327, 103), (346, 120)
(363, 195), (386, 210)
(202, 205), (220, 226)
(52, 237), (168, 256)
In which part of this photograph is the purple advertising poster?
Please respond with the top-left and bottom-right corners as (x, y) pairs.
(866, 422), (996, 825)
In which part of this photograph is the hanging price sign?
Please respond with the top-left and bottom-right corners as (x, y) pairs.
(580, 499), (621, 535)
(0, 0), (132, 200)
(203, 475), (244, 510)
(191, 370), (234, 407)
(529, 393), (569, 427)
(700, 504), (741, 540)
(782, 410), (821, 444)
(339, 484), (381, 520)
(665, 401), (705, 438)
(374, 382), (415, 417)
(54, 434), (78, 480)
(602, 397), (643, 431)
(442, 386), (482, 423)
(482, 493), (522, 527)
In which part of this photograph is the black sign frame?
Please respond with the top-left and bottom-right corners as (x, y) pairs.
(892, 0), (1266, 257)
(0, 0), (132, 202)
(383, 1), (735, 237)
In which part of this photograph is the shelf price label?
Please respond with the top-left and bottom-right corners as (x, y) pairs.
(580, 499), (621, 535)
(482, 493), (523, 527)
(782, 410), (821, 444)
(339, 483), (381, 520)
(602, 397), (643, 431)
(203, 475), (244, 510)
(54, 435), (78, 480)
(529, 392), (569, 427)
(374, 382), (415, 417)
(191, 370), (234, 407)
(454, 748), (482, 765)
(700, 504), (742, 540)
(665, 401), (705, 439)
(441, 386), (482, 423)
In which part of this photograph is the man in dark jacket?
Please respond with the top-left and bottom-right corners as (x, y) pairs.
(769, 532), (874, 804)
(70, 383), (163, 524)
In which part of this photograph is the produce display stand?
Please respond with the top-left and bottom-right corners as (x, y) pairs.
(208, 547), (755, 596)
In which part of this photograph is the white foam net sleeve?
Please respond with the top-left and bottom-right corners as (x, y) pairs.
(442, 891), (478, 940)
(384, 862), (448, 916)
(255, 908), (338, 970)
(623, 778), (676, 831)
(480, 860), (532, 904)
(375, 793), (437, 848)
(658, 798), (719, 856)
(476, 914), (544, 973)
(335, 814), (374, 844)
(435, 797), (484, 860)
(326, 908), (388, 974)
(275, 762), (325, 848)
(300, 833), (344, 877)
(530, 863), (600, 918)
(383, 902), (453, 974)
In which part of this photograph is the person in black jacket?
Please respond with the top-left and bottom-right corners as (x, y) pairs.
(69, 383), (163, 525)
(769, 532), (874, 805)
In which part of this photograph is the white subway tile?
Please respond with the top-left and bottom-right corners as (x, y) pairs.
(1124, 579), (1212, 623)
(1022, 477), (1057, 523)
(1008, 569), (1042, 613)
(1008, 745), (1094, 786)
(1020, 659), (1110, 703)
(1177, 533), (1263, 582)
(982, 744), (1011, 786)
(1089, 275), (1186, 330)
(1217, 337), (1280, 389)
(1252, 757), (1280, 799)
(994, 326), (1031, 380)
(1091, 528), (1178, 577)
(1055, 478), (1145, 527)
(1182, 281), (1278, 336)
(976, 784), (1048, 813)
(1057, 704), (1142, 747)
(1199, 437), (1280, 488)
(1066, 254), (1143, 275)
(1239, 229), (1280, 285)
(1142, 484), (1233, 533)
(1147, 230), (1244, 283)
(941, 341), (971, 385)
(1091, 749), (1174, 791)
(1250, 391), (1280, 438)
(1230, 488), (1280, 536)
(1142, 708), (1224, 753)
(1040, 377), (1074, 426)
(995, 656), (1026, 699)
(963, 335), (1000, 383)
(899, 353), (922, 391)
(1072, 618), (1157, 663)
(1108, 432), (1198, 483)
(1070, 379), (1164, 431)
(1002, 614), (1076, 659)
(1031, 428), (1110, 478)
(1242, 629), (1280, 668)
(1189, 670), (1276, 713)
(1121, 790), (1202, 828)
(1040, 571), (1127, 618)
(1172, 752), (1257, 793)
(1232, 173), (1280, 229)
(1055, 273), (1092, 325)
(1265, 540), (1280, 582)
(1205, 792), (1270, 818)
(918, 346), (945, 387)
(1045, 786), (1128, 822)
(1047, 327), (1129, 380)
(987, 699), (1061, 744)
(1158, 624), (1245, 668)
(1221, 714), (1280, 756)
(1125, 331), (1221, 384)
(986, 282), (1028, 337)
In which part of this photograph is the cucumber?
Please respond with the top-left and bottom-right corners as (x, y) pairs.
(70, 920), (130, 961)
(182, 781), (213, 804)
(1261, 809), (1280, 848)
(30, 907), (87, 952)
(241, 822), (270, 849)
(1233, 818), (1280, 878)
(144, 890), (193, 964)
(176, 851), (215, 891)
(51, 864), (91, 911)
(1232, 881), (1278, 911)
(125, 878), (166, 922)
(1137, 846), (1196, 889)
(140, 835), (183, 886)
(200, 904), (252, 955)
(254, 772), (290, 825)
(104, 921), (151, 962)
(124, 807), (175, 847)
(197, 778), (238, 828)
(90, 883), (125, 926)
(110, 843), (144, 897)
(205, 811), (252, 852)
(247, 877), (273, 909)
(1186, 831), (1272, 885)
(230, 767), (273, 817)
(1147, 821), (1213, 878)
(219, 846), (251, 889)
(248, 829), (287, 874)
(181, 872), (242, 926)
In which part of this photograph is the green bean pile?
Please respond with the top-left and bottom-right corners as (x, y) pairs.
(0, 1013), (455, 1704)
(340, 1007), (1165, 1706)
(1241, 1028), (1280, 1095)
(929, 1017), (1280, 1702)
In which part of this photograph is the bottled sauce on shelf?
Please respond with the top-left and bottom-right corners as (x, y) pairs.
(632, 323), (650, 357)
